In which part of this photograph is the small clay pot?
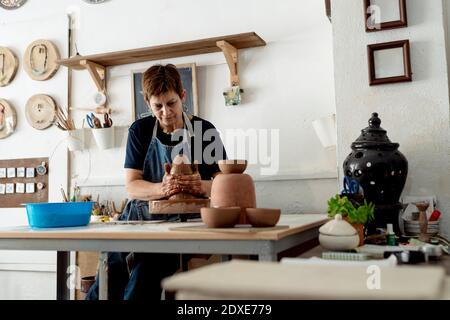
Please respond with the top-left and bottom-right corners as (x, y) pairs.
(245, 208), (281, 227)
(218, 160), (248, 174)
(343, 216), (365, 247)
(200, 206), (241, 228)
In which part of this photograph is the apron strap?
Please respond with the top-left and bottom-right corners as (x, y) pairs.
(183, 112), (195, 139)
(151, 116), (158, 139)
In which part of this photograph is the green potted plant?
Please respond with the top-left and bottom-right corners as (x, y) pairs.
(327, 194), (375, 246)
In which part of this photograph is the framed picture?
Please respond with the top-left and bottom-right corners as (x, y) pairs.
(131, 63), (199, 121)
(367, 40), (412, 86)
(325, 0), (331, 22)
(364, 0), (407, 32)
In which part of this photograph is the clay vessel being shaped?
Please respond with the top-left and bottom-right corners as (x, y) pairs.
(169, 155), (198, 200)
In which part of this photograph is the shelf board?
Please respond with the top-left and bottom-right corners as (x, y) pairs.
(57, 32), (266, 69)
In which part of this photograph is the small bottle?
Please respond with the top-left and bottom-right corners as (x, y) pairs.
(386, 224), (396, 246)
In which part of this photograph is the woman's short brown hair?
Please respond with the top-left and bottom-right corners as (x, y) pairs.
(141, 64), (183, 101)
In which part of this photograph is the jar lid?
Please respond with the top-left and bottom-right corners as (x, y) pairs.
(319, 214), (357, 236)
(351, 112), (399, 150)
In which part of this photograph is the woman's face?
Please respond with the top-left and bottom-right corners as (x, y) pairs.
(147, 90), (185, 129)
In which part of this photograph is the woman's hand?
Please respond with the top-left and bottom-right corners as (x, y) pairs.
(161, 163), (181, 198)
(177, 173), (206, 197)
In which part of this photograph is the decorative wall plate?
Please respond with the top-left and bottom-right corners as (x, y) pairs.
(0, 47), (18, 86)
(0, 99), (17, 139)
(0, 0), (27, 10)
(24, 40), (60, 81)
(25, 94), (57, 130)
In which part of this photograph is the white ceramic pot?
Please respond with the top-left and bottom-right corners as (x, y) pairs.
(92, 126), (115, 150)
(319, 233), (359, 251)
(319, 214), (359, 251)
(66, 129), (85, 151)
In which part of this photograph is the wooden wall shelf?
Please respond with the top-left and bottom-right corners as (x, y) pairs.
(57, 32), (265, 110)
(56, 32), (266, 69)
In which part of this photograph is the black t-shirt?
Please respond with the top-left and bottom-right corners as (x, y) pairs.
(124, 115), (227, 180)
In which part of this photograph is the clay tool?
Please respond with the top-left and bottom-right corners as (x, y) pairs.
(60, 187), (69, 202)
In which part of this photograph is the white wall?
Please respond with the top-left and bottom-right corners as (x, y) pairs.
(67, 0), (338, 212)
(0, 270), (56, 300)
(332, 0), (450, 237)
(0, 12), (68, 299)
(0, 0), (337, 299)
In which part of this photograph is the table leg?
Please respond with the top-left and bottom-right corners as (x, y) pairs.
(258, 253), (278, 261)
(98, 252), (108, 300)
(181, 254), (189, 271)
(221, 255), (231, 262)
(56, 251), (70, 300)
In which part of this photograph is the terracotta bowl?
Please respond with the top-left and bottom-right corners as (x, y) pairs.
(218, 160), (248, 174)
(200, 206), (241, 228)
(245, 208), (281, 227)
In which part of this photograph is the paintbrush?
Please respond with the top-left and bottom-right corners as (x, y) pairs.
(60, 187), (69, 202)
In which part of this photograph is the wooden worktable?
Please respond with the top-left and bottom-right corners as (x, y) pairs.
(0, 214), (328, 300)
(0, 214), (328, 241)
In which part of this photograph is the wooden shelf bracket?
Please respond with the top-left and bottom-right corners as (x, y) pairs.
(217, 40), (240, 86)
(81, 59), (106, 93)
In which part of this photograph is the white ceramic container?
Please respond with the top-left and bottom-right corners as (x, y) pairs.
(319, 214), (359, 251)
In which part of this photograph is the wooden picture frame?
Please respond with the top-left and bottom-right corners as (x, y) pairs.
(365, 0), (407, 32)
(367, 40), (412, 86)
(325, 0), (331, 22)
(131, 63), (199, 122)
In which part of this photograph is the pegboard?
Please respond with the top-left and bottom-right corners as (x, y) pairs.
(0, 157), (49, 208)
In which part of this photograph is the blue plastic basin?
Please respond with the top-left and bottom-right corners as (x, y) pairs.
(25, 202), (94, 228)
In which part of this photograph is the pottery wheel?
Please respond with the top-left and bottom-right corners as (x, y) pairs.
(0, 47), (18, 87)
(0, 99), (17, 139)
(24, 39), (60, 81)
(150, 198), (210, 214)
(25, 94), (57, 130)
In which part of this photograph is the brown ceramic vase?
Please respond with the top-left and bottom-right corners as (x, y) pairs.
(210, 160), (256, 224)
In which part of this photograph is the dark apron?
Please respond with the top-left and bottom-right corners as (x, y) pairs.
(86, 113), (196, 300)
(121, 111), (195, 221)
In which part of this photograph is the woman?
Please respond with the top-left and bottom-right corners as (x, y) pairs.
(87, 64), (227, 300)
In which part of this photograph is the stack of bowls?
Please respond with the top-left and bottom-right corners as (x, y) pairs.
(404, 220), (439, 236)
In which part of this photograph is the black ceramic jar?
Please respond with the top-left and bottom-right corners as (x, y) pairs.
(343, 113), (408, 233)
